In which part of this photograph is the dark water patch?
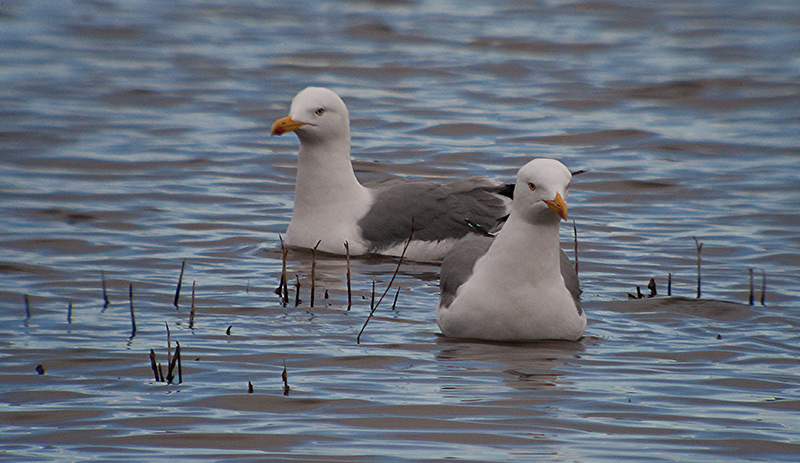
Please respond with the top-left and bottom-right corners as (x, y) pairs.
(102, 89), (190, 108)
(66, 24), (146, 41)
(470, 36), (610, 55)
(415, 123), (514, 137)
(615, 78), (800, 110)
(507, 129), (656, 146)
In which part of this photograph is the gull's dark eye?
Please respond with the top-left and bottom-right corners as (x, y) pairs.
(315, 107), (325, 116)
(528, 182), (536, 191)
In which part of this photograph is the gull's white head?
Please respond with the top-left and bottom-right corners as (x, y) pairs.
(271, 87), (350, 145)
(512, 158), (572, 223)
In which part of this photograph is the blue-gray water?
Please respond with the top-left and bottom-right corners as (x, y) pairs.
(1, 1), (799, 461)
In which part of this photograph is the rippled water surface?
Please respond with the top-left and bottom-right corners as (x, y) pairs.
(1, 1), (799, 461)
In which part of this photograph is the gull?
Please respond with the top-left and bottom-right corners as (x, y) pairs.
(437, 158), (585, 341)
(271, 87), (510, 262)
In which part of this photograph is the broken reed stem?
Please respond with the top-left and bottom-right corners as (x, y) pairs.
(275, 235), (289, 304)
(189, 281), (196, 329)
(668, 273), (672, 297)
(294, 275), (301, 307)
(165, 321), (172, 365)
(370, 279), (376, 311)
(310, 240), (321, 308)
(129, 284), (137, 338)
(177, 341), (182, 384)
(572, 219), (579, 276)
(248, 381), (254, 394)
(149, 349), (159, 382)
(760, 270), (766, 306)
(345, 241), (352, 310)
(101, 270), (110, 308)
(67, 302), (72, 324)
(24, 294), (31, 320)
(748, 268), (754, 305)
(173, 259), (186, 308)
(357, 220), (414, 344)
(166, 341), (181, 384)
(282, 360), (290, 396)
(693, 237), (703, 298)
(391, 287), (400, 311)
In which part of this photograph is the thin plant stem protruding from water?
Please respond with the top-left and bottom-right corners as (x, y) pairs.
(760, 270), (766, 306)
(345, 240), (352, 310)
(572, 219), (579, 277)
(149, 349), (159, 382)
(692, 237), (703, 298)
(370, 279), (375, 311)
(294, 275), (301, 307)
(129, 284), (137, 338)
(189, 281), (196, 329)
(67, 302), (72, 324)
(174, 259), (186, 308)
(282, 360), (290, 396)
(357, 220), (414, 344)
(748, 268), (754, 305)
(248, 381), (254, 394)
(167, 341), (181, 384)
(176, 341), (182, 384)
(24, 294), (31, 321)
(165, 321), (172, 365)
(391, 287), (400, 311)
(275, 235), (289, 304)
(101, 271), (110, 309)
(668, 273), (672, 296)
(310, 240), (321, 308)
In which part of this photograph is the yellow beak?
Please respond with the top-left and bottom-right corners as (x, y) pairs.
(271, 115), (305, 136)
(543, 192), (568, 220)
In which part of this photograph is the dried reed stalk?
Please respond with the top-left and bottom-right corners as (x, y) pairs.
(345, 241), (352, 310)
(129, 284), (137, 338)
(101, 271), (110, 308)
(189, 281), (196, 329)
(357, 220), (414, 344)
(693, 237), (703, 298)
(572, 219), (579, 276)
(310, 240), (321, 307)
(282, 360), (290, 396)
(174, 259), (186, 308)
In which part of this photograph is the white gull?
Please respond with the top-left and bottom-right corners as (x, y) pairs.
(437, 158), (585, 341)
(271, 87), (509, 262)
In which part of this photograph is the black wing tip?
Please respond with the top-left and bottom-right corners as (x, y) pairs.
(496, 182), (515, 199)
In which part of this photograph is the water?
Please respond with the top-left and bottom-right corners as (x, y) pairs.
(1, 0), (799, 461)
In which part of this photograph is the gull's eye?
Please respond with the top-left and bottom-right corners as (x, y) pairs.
(528, 182), (536, 191)
(315, 107), (325, 116)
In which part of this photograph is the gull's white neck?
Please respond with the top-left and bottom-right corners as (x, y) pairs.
(285, 133), (372, 253)
(477, 211), (562, 285)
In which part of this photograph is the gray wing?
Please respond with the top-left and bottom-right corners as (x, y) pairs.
(439, 234), (493, 309)
(559, 249), (583, 315)
(439, 234), (582, 312)
(358, 176), (508, 252)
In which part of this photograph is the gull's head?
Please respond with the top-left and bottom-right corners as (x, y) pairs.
(513, 158), (572, 223)
(271, 87), (350, 144)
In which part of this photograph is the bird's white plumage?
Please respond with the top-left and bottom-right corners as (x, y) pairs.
(272, 87), (509, 262)
(280, 87), (373, 255)
(436, 158), (586, 341)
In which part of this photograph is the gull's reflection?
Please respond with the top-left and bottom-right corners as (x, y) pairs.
(434, 336), (587, 391)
